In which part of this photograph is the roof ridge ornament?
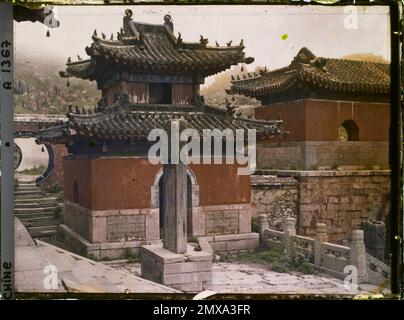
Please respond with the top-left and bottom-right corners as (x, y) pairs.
(164, 14), (174, 34)
(176, 32), (182, 46)
(200, 35), (208, 47)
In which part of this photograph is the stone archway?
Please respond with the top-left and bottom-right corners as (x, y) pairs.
(339, 120), (359, 141)
(151, 167), (200, 239)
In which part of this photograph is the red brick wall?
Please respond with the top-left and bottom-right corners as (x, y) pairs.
(63, 157), (251, 211)
(64, 158), (92, 209)
(91, 158), (159, 210)
(255, 99), (390, 142)
(190, 163), (251, 206)
(256, 100), (306, 141)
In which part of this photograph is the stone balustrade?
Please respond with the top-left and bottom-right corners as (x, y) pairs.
(261, 216), (370, 282)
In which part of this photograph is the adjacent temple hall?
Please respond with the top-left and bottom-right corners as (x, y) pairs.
(38, 10), (286, 259)
(228, 47), (390, 170)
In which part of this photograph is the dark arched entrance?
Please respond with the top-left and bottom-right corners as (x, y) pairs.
(339, 120), (359, 141)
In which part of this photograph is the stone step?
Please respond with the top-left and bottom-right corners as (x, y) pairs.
(16, 188), (40, 193)
(15, 197), (58, 204)
(15, 191), (44, 197)
(21, 217), (61, 228)
(27, 225), (58, 238)
(15, 201), (58, 209)
(14, 206), (58, 214)
(15, 210), (58, 219)
(17, 182), (36, 186)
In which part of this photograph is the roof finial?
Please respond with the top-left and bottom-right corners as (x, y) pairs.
(239, 39), (244, 48)
(215, 41), (219, 47)
(164, 14), (174, 33)
(77, 55), (82, 61)
(110, 33), (114, 40)
(67, 57), (71, 63)
(102, 32), (106, 39)
(177, 32), (182, 45)
(226, 40), (232, 47)
(125, 9), (133, 19)
(200, 35), (208, 47)
(93, 29), (97, 37)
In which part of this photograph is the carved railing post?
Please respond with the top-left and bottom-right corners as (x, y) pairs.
(259, 214), (268, 241)
(350, 230), (368, 283)
(283, 218), (296, 256)
(314, 223), (327, 266)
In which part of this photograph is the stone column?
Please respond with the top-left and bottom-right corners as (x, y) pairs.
(259, 214), (268, 241)
(314, 223), (327, 266)
(162, 119), (188, 254)
(350, 230), (368, 283)
(283, 218), (296, 256)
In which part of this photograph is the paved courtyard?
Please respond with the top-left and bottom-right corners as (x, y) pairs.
(111, 261), (382, 295)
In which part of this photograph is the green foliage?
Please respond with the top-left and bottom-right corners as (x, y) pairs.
(19, 165), (47, 176)
(87, 253), (100, 261)
(53, 205), (62, 218)
(224, 249), (317, 275)
(56, 192), (64, 203)
(46, 183), (62, 193)
(251, 216), (260, 234)
(126, 249), (140, 263)
(187, 235), (198, 243)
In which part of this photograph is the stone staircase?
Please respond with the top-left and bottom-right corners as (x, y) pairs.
(14, 181), (62, 239)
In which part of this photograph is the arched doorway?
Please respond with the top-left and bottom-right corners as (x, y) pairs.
(338, 120), (359, 141)
(152, 167), (200, 241)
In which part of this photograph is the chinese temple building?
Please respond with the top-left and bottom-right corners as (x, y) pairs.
(38, 10), (285, 259)
(228, 47), (390, 170)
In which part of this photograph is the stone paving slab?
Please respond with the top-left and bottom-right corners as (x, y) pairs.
(211, 262), (379, 295)
(14, 218), (179, 294)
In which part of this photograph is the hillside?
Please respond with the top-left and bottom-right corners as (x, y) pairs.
(341, 53), (388, 63)
(201, 65), (261, 110)
(14, 52), (99, 114)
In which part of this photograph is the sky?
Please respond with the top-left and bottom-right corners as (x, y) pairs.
(14, 5), (390, 86)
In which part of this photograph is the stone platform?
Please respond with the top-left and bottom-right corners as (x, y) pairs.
(58, 224), (161, 260)
(199, 233), (260, 253)
(140, 243), (213, 293)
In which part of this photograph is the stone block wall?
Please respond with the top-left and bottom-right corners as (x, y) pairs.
(251, 174), (298, 229)
(297, 171), (390, 242)
(252, 170), (391, 244)
(201, 204), (252, 236)
(107, 214), (146, 242)
(257, 141), (389, 170)
(64, 201), (159, 243)
(64, 201), (91, 241)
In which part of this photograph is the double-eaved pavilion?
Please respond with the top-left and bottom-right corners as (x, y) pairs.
(38, 10), (285, 260)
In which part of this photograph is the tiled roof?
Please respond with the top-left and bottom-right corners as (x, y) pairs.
(61, 11), (252, 80)
(36, 103), (286, 143)
(228, 47), (390, 98)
